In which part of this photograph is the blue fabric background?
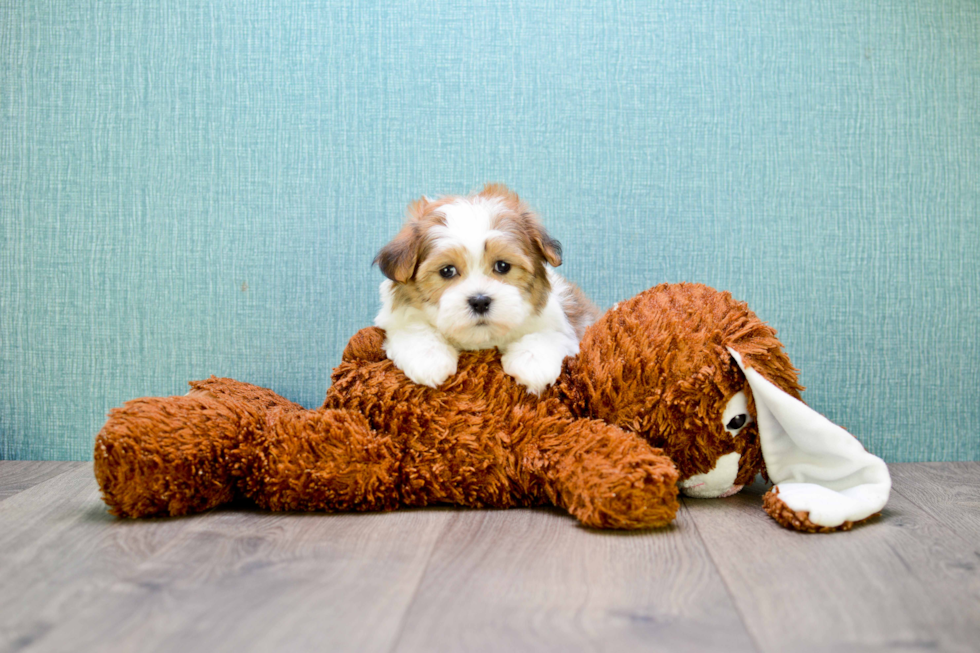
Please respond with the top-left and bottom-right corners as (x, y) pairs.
(2, 1), (978, 461)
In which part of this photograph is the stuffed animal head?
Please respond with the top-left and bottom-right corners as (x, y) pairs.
(558, 282), (890, 530)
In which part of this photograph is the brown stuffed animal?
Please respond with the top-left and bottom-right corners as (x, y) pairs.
(94, 283), (890, 531)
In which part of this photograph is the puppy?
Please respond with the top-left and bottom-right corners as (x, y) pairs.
(373, 184), (600, 394)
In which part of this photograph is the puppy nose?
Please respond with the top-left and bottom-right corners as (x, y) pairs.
(468, 294), (492, 315)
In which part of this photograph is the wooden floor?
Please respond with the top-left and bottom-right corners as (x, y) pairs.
(0, 462), (978, 653)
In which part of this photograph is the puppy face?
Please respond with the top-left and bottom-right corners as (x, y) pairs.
(375, 184), (562, 349)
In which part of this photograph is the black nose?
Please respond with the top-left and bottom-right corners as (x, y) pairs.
(468, 294), (492, 315)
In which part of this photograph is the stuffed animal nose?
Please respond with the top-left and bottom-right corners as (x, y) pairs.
(468, 294), (492, 315)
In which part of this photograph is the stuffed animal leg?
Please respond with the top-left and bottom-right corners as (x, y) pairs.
(237, 406), (403, 513)
(94, 377), (304, 518)
(95, 378), (404, 518)
(516, 411), (681, 529)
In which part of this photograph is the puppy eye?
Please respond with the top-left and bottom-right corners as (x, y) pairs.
(493, 261), (511, 274)
(439, 265), (457, 279)
(726, 414), (748, 431)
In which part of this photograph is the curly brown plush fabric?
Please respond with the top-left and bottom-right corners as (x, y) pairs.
(556, 283), (802, 485)
(94, 283), (812, 530)
(762, 487), (879, 533)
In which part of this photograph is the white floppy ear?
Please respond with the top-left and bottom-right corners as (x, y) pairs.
(728, 348), (891, 528)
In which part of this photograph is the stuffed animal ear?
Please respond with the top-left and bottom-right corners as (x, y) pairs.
(728, 348), (891, 530)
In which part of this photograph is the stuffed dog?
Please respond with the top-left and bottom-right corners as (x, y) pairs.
(94, 283), (890, 531)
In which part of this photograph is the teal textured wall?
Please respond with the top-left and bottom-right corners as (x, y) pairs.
(2, 1), (978, 461)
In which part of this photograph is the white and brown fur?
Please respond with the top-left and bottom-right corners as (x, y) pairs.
(373, 184), (600, 393)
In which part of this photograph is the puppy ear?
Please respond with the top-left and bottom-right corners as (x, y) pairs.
(373, 197), (434, 283)
(374, 224), (422, 283)
(406, 195), (431, 218)
(524, 213), (563, 267)
(479, 183), (518, 200)
(728, 348), (891, 530)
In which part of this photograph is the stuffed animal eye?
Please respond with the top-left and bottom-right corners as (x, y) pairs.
(727, 414), (748, 431)
(493, 260), (511, 274)
(439, 265), (457, 279)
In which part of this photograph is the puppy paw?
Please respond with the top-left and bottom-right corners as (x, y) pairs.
(501, 342), (565, 394)
(386, 337), (459, 388)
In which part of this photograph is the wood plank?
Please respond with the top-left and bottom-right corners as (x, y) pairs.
(392, 506), (759, 653)
(5, 461), (978, 653)
(0, 464), (195, 651)
(20, 506), (452, 653)
(686, 475), (980, 653)
(889, 462), (980, 546)
(0, 461), (86, 501)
